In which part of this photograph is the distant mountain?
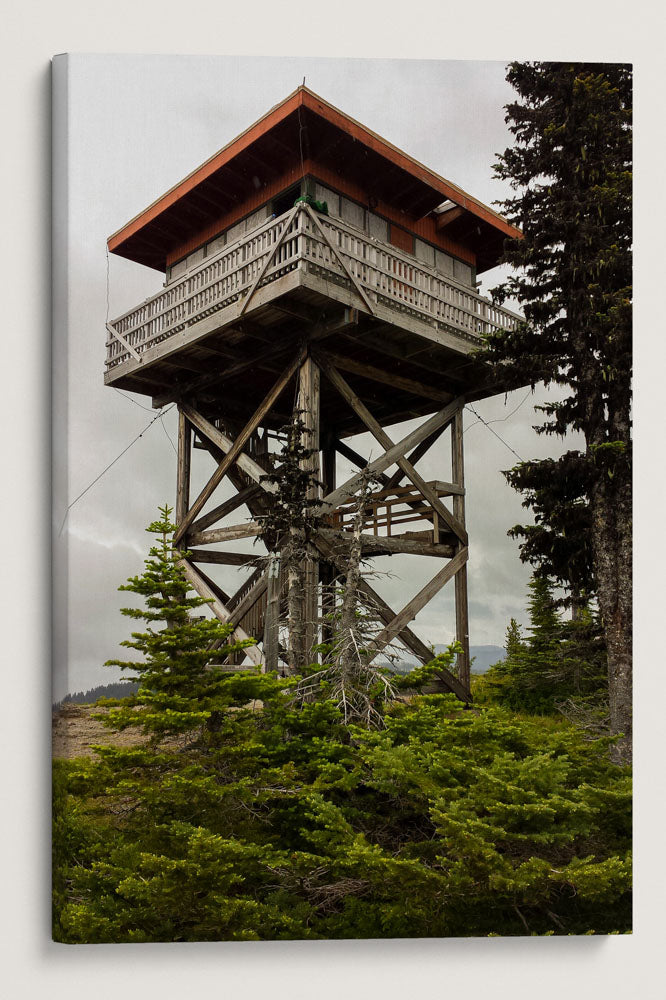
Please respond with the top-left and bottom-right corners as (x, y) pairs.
(55, 645), (507, 709)
(388, 645), (505, 675)
(436, 645), (505, 674)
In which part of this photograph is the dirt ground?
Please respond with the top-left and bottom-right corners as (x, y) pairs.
(51, 702), (148, 759)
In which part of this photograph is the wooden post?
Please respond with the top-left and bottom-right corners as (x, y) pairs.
(176, 408), (191, 528)
(451, 404), (470, 690)
(263, 553), (281, 674)
(299, 353), (321, 658)
(320, 435), (337, 646)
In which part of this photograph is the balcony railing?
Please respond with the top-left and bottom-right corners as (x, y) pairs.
(105, 205), (521, 372)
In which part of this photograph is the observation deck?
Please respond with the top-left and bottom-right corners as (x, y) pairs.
(105, 203), (521, 435)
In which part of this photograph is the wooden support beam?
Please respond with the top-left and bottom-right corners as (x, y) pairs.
(435, 206), (466, 230)
(106, 322), (142, 363)
(321, 351), (453, 404)
(176, 410), (191, 526)
(174, 353), (301, 543)
(151, 308), (359, 408)
(188, 522), (262, 546)
(382, 426), (446, 492)
(230, 573), (269, 629)
(239, 206), (299, 316)
(299, 354), (321, 654)
(189, 485), (261, 535)
(317, 527), (455, 559)
(451, 405), (470, 690)
(302, 204), (375, 314)
(311, 532), (469, 701)
(322, 397), (465, 513)
(333, 439), (389, 485)
(180, 404), (277, 494)
(187, 549), (258, 566)
(366, 547), (469, 661)
(320, 359), (468, 545)
(177, 558), (263, 667)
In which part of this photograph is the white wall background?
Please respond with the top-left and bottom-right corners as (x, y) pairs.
(2, 1), (665, 997)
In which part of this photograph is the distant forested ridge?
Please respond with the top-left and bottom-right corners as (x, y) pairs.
(53, 680), (140, 712)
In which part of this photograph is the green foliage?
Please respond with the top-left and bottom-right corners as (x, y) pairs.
(480, 578), (606, 714)
(100, 503), (258, 739)
(54, 670), (630, 940)
(52, 509), (629, 942)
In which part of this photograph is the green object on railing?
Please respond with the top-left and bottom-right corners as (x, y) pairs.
(294, 194), (329, 216)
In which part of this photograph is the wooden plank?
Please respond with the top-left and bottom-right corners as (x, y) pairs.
(178, 558), (263, 667)
(179, 404), (277, 495)
(321, 351), (453, 404)
(174, 353), (301, 543)
(321, 397), (465, 513)
(187, 549), (258, 566)
(318, 527), (454, 558)
(189, 485), (261, 535)
(176, 410), (192, 527)
(366, 547), (469, 660)
(188, 522), (262, 546)
(320, 360), (468, 545)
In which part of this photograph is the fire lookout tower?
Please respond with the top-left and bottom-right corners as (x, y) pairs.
(105, 87), (522, 700)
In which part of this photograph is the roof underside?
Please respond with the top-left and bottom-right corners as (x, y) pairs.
(108, 87), (521, 275)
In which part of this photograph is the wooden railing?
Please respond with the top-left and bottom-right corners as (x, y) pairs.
(105, 206), (521, 371)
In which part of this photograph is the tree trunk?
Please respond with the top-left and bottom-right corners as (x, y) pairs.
(589, 471), (632, 763)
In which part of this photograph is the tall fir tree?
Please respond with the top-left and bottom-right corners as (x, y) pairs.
(480, 62), (632, 760)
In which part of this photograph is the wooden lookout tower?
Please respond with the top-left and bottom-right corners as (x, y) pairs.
(105, 87), (522, 700)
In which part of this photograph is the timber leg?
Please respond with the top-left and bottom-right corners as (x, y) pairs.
(451, 404), (470, 689)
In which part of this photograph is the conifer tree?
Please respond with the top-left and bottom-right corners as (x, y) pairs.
(480, 62), (632, 759)
(103, 504), (257, 738)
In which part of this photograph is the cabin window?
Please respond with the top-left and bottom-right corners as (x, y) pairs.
(453, 259), (473, 286)
(272, 183), (303, 217)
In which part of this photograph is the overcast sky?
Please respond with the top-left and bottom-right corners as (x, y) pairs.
(53, 54), (585, 700)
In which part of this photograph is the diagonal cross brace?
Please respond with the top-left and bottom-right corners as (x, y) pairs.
(318, 355), (468, 545)
(364, 547), (469, 663)
(311, 532), (470, 701)
(239, 205), (300, 316)
(178, 558), (263, 667)
(301, 204), (376, 315)
(174, 351), (301, 543)
(322, 396), (464, 514)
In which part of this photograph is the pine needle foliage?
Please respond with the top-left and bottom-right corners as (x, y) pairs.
(101, 504), (259, 739)
(52, 511), (630, 943)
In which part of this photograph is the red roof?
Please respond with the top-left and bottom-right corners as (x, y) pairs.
(108, 86), (521, 274)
